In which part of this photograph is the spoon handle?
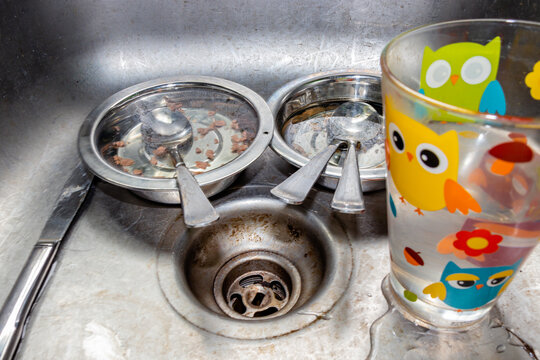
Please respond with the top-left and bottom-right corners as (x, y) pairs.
(176, 165), (219, 227)
(331, 143), (365, 213)
(271, 142), (341, 205)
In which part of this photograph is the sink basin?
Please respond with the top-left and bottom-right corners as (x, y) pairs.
(157, 185), (352, 339)
(2, 0), (539, 358)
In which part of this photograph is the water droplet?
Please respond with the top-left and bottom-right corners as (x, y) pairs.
(496, 344), (506, 353)
(367, 293), (373, 297)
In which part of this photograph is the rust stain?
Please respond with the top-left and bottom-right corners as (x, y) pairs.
(287, 224), (301, 239)
(96, 290), (109, 297)
(257, 344), (276, 354)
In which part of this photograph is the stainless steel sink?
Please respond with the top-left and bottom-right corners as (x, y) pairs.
(1, 1), (539, 358)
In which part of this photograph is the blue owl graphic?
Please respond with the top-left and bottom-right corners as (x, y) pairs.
(423, 259), (522, 310)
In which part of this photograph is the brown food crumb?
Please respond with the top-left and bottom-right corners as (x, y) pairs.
(245, 131), (256, 141)
(112, 155), (135, 166)
(206, 149), (215, 160)
(214, 138), (219, 144)
(231, 120), (240, 130)
(195, 161), (210, 170)
(195, 147), (202, 154)
(150, 156), (158, 165)
(231, 134), (242, 143)
(231, 143), (248, 154)
(197, 124), (215, 137)
(208, 110), (216, 116)
(153, 146), (168, 157)
(133, 169), (143, 175)
(101, 140), (127, 156)
(100, 143), (113, 155)
(231, 131), (248, 143)
(292, 144), (308, 157)
(164, 97), (184, 112)
(213, 120), (226, 127)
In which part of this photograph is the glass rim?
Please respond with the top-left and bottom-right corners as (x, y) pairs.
(380, 18), (540, 128)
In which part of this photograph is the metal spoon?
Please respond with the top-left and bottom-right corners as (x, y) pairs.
(271, 102), (382, 212)
(330, 102), (383, 213)
(270, 138), (344, 204)
(141, 107), (219, 227)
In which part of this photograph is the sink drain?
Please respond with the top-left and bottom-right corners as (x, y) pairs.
(157, 192), (353, 339)
(214, 251), (301, 320)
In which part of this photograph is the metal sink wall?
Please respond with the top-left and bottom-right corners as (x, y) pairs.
(1, 1), (539, 358)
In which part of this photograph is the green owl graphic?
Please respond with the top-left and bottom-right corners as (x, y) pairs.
(419, 36), (506, 115)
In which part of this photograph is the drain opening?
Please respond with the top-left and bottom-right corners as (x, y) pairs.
(271, 281), (286, 301)
(226, 271), (289, 317)
(251, 292), (266, 306)
(253, 307), (278, 318)
(239, 275), (263, 287)
(213, 251), (301, 320)
(230, 294), (246, 314)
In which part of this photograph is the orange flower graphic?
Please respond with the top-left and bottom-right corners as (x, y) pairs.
(453, 229), (502, 257)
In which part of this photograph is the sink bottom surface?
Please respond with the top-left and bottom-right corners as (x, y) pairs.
(14, 176), (539, 359)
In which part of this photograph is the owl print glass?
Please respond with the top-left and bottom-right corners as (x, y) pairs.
(380, 19), (540, 329)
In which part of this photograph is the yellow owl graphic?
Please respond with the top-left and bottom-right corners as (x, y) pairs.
(385, 96), (481, 215)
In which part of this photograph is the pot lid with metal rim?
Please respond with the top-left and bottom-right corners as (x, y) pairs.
(268, 70), (386, 192)
(78, 76), (274, 203)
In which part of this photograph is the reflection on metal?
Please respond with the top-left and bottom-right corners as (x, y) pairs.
(1, 0), (538, 358)
(0, 164), (93, 360)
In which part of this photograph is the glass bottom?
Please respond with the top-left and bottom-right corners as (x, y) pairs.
(367, 275), (537, 360)
(389, 271), (493, 329)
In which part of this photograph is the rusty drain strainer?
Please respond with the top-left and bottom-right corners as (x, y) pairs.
(213, 251), (301, 320)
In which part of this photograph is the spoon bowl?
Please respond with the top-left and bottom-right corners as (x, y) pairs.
(271, 101), (383, 213)
(328, 102), (383, 213)
(141, 107), (219, 227)
(141, 107), (193, 165)
(329, 102), (382, 147)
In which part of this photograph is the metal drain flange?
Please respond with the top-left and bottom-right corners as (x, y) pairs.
(157, 194), (353, 339)
(214, 251), (301, 320)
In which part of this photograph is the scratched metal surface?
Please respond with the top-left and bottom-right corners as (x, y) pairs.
(1, 0), (539, 358)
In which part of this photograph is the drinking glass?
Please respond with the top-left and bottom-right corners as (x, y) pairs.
(380, 19), (540, 330)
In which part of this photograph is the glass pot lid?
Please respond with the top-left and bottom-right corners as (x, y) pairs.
(79, 76), (274, 191)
